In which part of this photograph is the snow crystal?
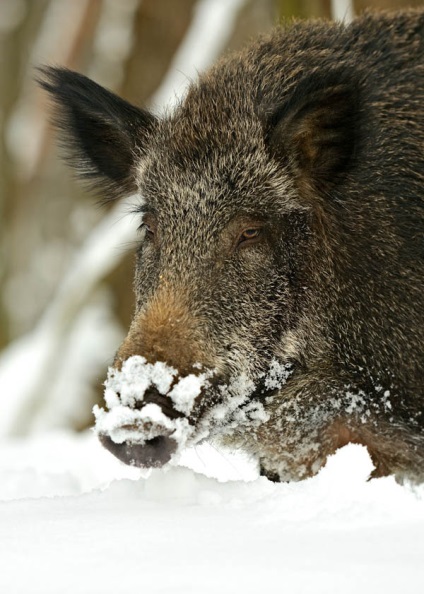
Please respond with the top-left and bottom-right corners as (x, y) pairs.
(345, 390), (367, 415)
(383, 390), (393, 411)
(263, 358), (293, 390)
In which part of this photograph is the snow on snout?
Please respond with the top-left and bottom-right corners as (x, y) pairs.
(169, 374), (207, 414)
(93, 356), (210, 454)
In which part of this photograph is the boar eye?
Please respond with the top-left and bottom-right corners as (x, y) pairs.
(138, 222), (155, 240)
(237, 227), (263, 247)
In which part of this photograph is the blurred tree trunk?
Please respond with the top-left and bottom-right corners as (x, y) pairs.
(124, 0), (199, 105)
(0, 1), (48, 348)
(1, 0), (103, 346)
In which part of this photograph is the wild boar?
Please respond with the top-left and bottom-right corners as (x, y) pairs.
(39, 10), (424, 482)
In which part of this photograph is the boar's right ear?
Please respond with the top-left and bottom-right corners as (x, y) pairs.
(37, 66), (157, 200)
(265, 69), (359, 190)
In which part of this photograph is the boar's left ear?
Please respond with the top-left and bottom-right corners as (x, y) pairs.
(265, 69), (360, 189)
(37, 66), (157, 200)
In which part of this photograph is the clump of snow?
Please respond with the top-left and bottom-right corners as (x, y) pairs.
(216, 381), (269, 432)
(198, 371), (266, 440)
(169, 373), (207, 414)
(104, 356), (178, 409)
(94, 401), (191, 446)
(263, 358), (293, 390)
(201, 362), (293, 439)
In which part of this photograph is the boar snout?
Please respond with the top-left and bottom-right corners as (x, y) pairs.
(99, 433), (177, 468)
(97, 387), (184, 468)
(94, 355), (210, 468)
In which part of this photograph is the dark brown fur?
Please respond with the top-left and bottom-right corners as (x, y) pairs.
(39, 11), (424, 482)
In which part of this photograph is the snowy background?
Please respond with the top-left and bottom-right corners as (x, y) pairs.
(1, 1), (424, 592)
(1, 435), (424, 593)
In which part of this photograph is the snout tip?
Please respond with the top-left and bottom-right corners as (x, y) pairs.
(99, 433), (178, 468)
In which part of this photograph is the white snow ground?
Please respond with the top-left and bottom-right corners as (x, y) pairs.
(1, 432), (424, 594)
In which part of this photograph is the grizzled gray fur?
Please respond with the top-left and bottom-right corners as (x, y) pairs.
(39, 10), (424, 482)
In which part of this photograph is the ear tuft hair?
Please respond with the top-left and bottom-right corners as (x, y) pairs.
(37, 66), (157, 200)
(265, 68), (360, 190)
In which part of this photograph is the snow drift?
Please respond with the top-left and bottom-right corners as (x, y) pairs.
(1, 432), (424, 594)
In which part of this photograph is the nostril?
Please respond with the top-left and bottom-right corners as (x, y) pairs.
(99, 433), (177, 468)
(138, 388), (183, 419)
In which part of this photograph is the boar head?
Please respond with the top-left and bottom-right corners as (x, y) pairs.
(38, 62), (358, 471)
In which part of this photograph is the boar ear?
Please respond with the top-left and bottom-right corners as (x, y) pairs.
(37, 66), (157, 200)
(266, 69), (359, 188)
